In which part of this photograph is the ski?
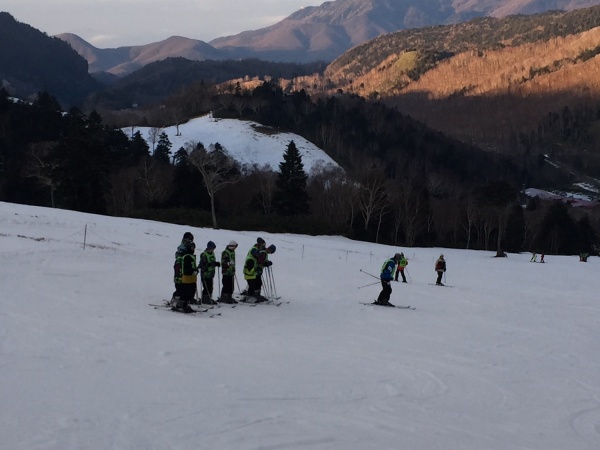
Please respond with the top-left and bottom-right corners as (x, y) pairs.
(149, 303), (220, 317)
(359, 302), (415, 310)
(428, 283), (454, 287)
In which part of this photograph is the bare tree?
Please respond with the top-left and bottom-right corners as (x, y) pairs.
(109, 167), (138, 215)
(135, 157), (173, 206)
(461, 194), (478, 249)
(25, 142), (59, 207)
(308, 165), (356, 232)
(357, 168), (389, 234)
(186, 142), (241, 228)
(231, 95), (247, 118)
(147, 127), (162, 153)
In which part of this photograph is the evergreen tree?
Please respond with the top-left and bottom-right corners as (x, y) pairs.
(273, 140), (310, 216)
(153, 132), (172, 164)
(127, 131), (150, 166)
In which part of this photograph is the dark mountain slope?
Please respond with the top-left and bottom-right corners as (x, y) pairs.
(0, 13), (100, 106)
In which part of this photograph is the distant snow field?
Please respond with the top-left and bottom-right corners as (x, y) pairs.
(130, 115), (340, 173)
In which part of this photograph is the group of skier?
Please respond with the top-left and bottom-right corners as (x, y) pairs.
(171, 233), (276, 313)
(374, 252), (446, 307)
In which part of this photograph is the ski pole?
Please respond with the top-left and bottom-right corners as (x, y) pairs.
(360, 269), (379, 280)
(234, 273), (243, 296)
(266, 269), (274, 299)
(264, 267), (275, 300)
(261, 272), (270, 299)
(217, 266), (221, 298)
(269, 266), (278, 299)
(358, 281), (380, 289)
(201, 278), (212, 304)
(405, 268), (412, 282)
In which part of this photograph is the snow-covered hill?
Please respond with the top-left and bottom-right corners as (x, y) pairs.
(130, 115), (339, 174)
(1, 201), (599, 449)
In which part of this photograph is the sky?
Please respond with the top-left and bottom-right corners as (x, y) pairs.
(1, 116), (600, 449)
(3, 0), (324, 48)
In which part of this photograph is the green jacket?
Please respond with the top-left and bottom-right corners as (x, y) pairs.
(199, 250), (217, 279)
(221, 248), (236, 276)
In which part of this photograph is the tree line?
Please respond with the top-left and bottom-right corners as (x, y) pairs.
(0, 86), (597, 256)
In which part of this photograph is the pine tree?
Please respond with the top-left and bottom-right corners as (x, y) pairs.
(273, 140), (310, 216)
(153, 132), (172, 164)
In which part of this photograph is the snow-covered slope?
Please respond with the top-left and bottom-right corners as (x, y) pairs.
(1, 201), (598, 449)
(130, 115), (339, 174)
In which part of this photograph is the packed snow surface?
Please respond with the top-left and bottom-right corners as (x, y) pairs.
(1, 201), (599, 450)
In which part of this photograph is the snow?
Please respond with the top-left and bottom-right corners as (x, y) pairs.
(525, 188), (599, 208)
(129, 115), (340, 174)
(1, 200), (599, 449)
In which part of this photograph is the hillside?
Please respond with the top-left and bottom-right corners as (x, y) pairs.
(0, 13), (100, 106)
(325, 6), (600, 80)
(57, 33), (224, 76)
(85, 58), (326, 110)
(298, 6), (600, 176)
(1, 201), (599, 450)
(210, 0), (600, 63)
(52, 0), (600, 74)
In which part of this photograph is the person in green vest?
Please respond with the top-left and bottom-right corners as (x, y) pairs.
(172, 232), (197, 313)
(219, 240), (238, 304)
(198, 240), (220, 305)
(394, 252), (408, 283)
(243, 237), (272, 303)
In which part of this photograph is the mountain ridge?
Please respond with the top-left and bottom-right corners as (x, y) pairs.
(55, 0), (600, 74)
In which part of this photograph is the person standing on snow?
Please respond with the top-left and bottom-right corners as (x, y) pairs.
(219, 240), (238, 304)
(435, 254), (446, 286)
(394, 252), (408, 283)
(172, 231), (195, 302)
(172, 234), (197, 313)
(256, 244), (276, 301)
(198, 240), (220, 304)
(375, 253), (401, 307)
(243, 238), (273, 303)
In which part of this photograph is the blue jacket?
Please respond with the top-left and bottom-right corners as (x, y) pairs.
(380, 258), (398, 282)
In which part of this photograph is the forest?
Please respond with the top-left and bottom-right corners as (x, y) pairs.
(1, 84), (597, 257)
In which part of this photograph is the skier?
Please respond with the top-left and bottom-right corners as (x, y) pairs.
(172, 231), (194, 301)
(257, 244), (276, 300)
(530, 252), (537, 262)
(394, 252), (408, 283)
(172, 234), (197, 313)
(540, 253), (545, 263)
(198, 241), (220, 305)
(375, 253), (401, 306)
(219, 240), (238, 304)
(243, 239), (273, 303)
(435, 254), (446, 286)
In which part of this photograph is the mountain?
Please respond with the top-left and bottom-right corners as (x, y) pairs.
(85, 58), (327, 110)
(209, 0), (600, 62)
(57, 33), (224, 76)
(56, 0), (600, 75)
(311, 5), (600, 170)
(0, 12), (100, 106)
